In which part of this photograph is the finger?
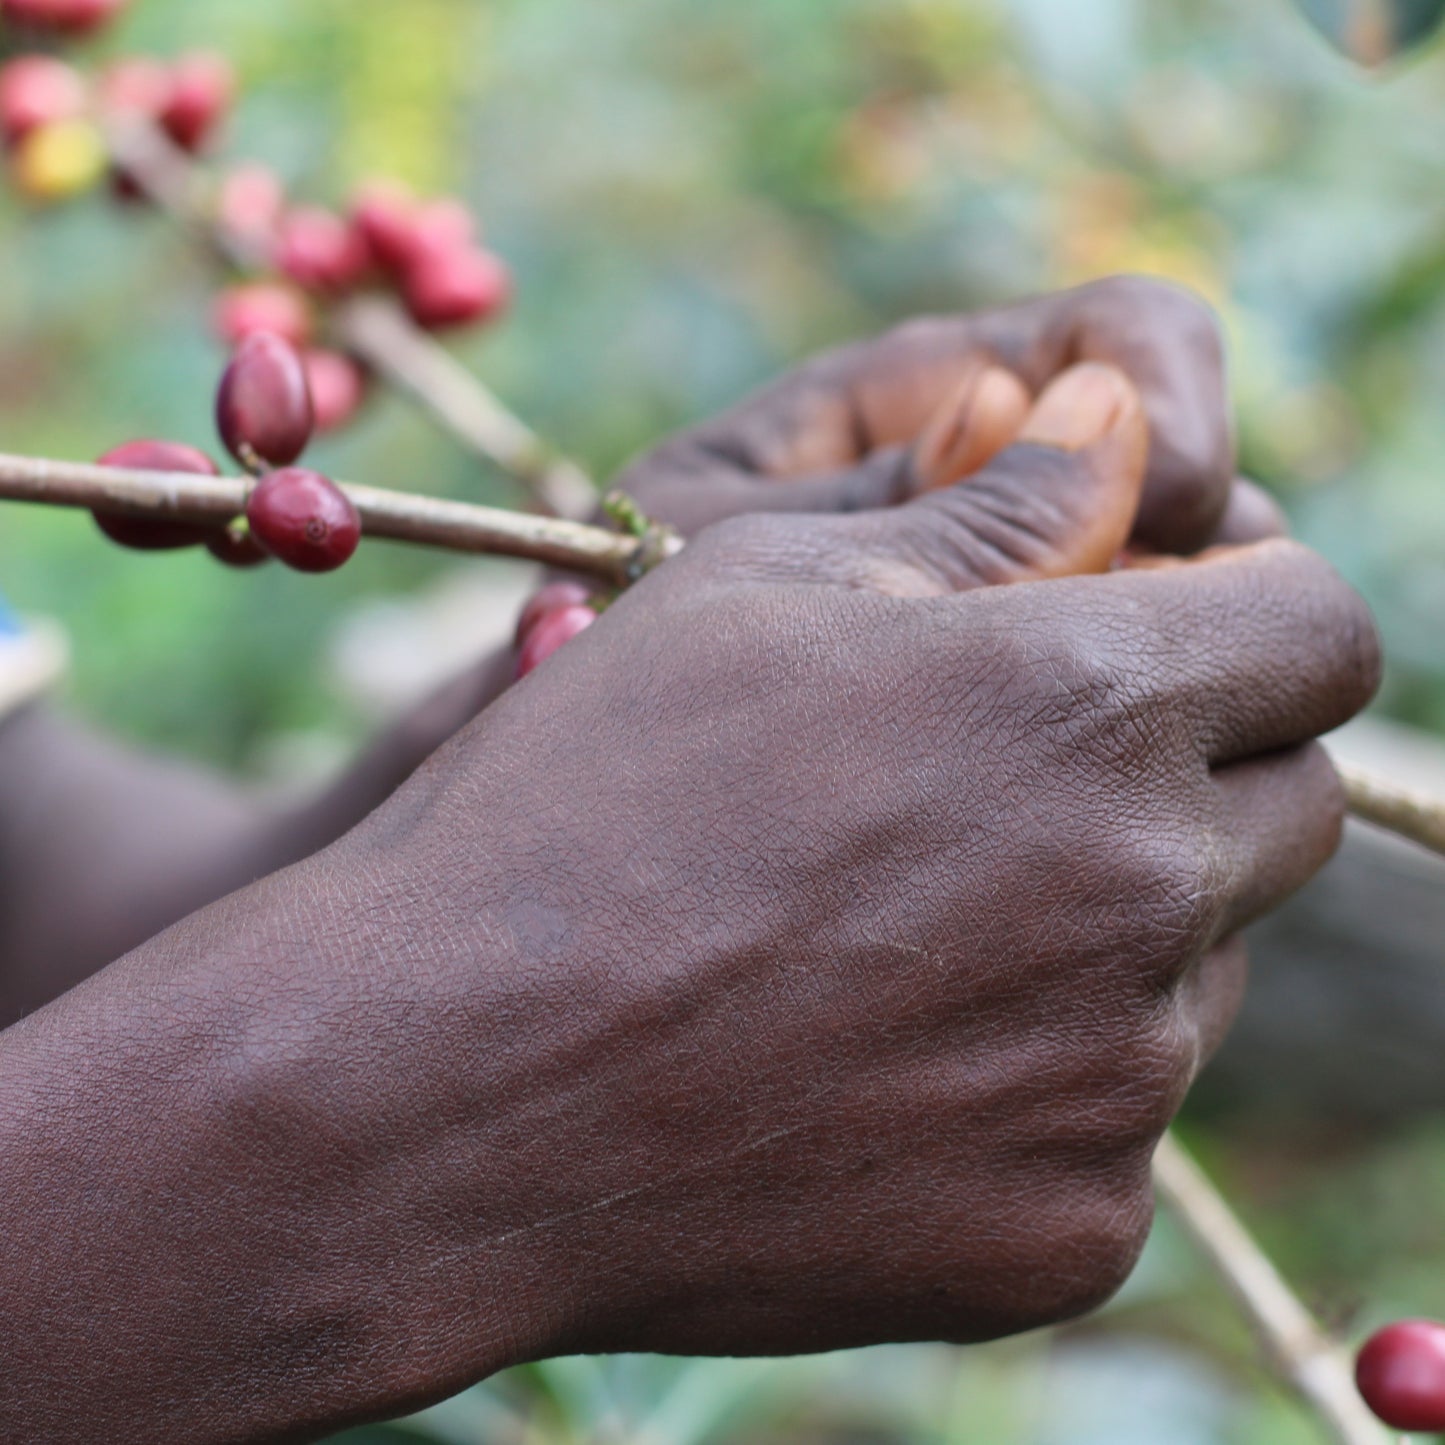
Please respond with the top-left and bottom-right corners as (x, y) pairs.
(845, 277), (1233, 552)
(913, 366), (1033, 494)
(1211, 741), (1347, 935)
(1041, 279), (1234, 554)
(1203, 479), (1289, 548)
(614, 445), (916, 537)
(632, 366), (1045, 535)
(847, 364), (1149, 595)
(620, 277), (1232, 550)
(1119, 480), (1286, 569)
(1179, 934), (1250, 1067)
(1094, 540), (1382, 763)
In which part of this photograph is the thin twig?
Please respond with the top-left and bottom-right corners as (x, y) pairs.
(0, 452), (673, 587)
(334, 296), (598, 521)
(104, 119), (599, 521)
(1335, 762), (1445, 859)
(1153, 1134), (1389, 1445)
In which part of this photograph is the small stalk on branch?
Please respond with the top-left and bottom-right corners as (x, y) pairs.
(103, 118), (599, 521)
(1153, 1134), (1390, 1445)
(333, 295), (598, 521)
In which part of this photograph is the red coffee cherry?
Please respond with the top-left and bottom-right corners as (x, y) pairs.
(2, 0), (128, 37)
(217, 331), (316, 471)
(515, 603), (598, 680)
(213, 281), (313, 349)
(97, 56), (171, 120)
(303, 349), (368, 433)
(352, 183), (483, 278)
(0, 58), (87, 149)
(351, 179), (420, 274)
(404, 244), (512, 331)
(160, 52), (234, 154)
(246, 469), (360, 574)
(1356, 1320), (1445, 1431)
(276, 207), (371, 294)
(93, 439), (219, 551)
(408, 197), (475, 255)
(97, 57), (170, 201)
(216, 162), (285, 244)
(515, 581), (595, 648)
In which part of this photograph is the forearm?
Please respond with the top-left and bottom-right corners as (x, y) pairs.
(277, 643), (515, 866)
(0, 646), (514, 1025)
(0, 843), (543, 1444)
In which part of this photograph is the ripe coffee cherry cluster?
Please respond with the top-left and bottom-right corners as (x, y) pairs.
(514, 581), (600, 680)
(92, 331), (360, 574)
(0, 0), (513, 447)
(1356, 1319), (1445, 1431)
(209, 175), (512, 435)
(0, 39), (232, 205)
(218, 332), (360, 572)
(354, 181), (512, 331)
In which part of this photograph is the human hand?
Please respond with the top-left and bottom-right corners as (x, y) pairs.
(327, 406), (1376, 1376)
(615, 274), (1254, 554)
(0, 387), (1376, 1443)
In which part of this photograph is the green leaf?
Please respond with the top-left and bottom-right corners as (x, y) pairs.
(1295, 0), (1445, 65)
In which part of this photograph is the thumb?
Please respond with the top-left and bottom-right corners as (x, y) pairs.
(632, 364), (1041, 535)
(846, 363), (1149, 596)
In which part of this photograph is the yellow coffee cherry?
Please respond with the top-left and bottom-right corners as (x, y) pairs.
(11, 119), (107, 204)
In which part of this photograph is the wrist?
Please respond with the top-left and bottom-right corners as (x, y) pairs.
(0, 855), (556, 1442)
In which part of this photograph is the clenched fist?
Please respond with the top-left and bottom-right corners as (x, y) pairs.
(0, 390), (1378, 1442)
(617, 274), (1245, 551)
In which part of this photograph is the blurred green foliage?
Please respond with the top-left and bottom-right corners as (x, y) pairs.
(5, 0), (1445, 1439)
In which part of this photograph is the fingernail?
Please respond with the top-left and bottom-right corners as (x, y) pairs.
(1019, 363), (1139, 453)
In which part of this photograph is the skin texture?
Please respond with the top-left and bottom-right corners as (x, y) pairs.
(0, 648), (515, 1026)
(0, 275), (1270, 1031)
(0, 417), (1379, 1440)
(0, 277), (1366, 1441)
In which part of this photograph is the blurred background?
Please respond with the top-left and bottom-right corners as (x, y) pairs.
(4, 0), (1445, 1439)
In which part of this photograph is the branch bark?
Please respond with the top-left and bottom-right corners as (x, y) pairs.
(4, 438), (1444, 865)
(103, 119), (599, 521)
(0, 451), (671, 587)
(1152, 1134), (1389, 1445)
(1334, 761), (1445, 858)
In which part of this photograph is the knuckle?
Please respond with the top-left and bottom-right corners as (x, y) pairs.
(1011, 610), (1160, 764)
(1065, 1178), (1156, 1312)
(879, 313), (953, 360)
(1107, 1009), (1198, 1141)
(1334, 585), (1384, 710)
(1253, 539), (1384, 709)
(1109, 829), (1216, 966)
(1084, 274), (1224, 357)
(1025, 1174), (1156, 1327)
(1302, 740), (1349, 843)
(687, 512), (796, 573)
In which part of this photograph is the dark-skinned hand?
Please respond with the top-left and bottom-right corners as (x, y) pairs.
(0, 370), (1378, 1443)
(613, 273), (1285, 554)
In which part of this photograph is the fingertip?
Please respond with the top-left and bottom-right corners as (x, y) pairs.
(1018, 362), (1144, 457)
